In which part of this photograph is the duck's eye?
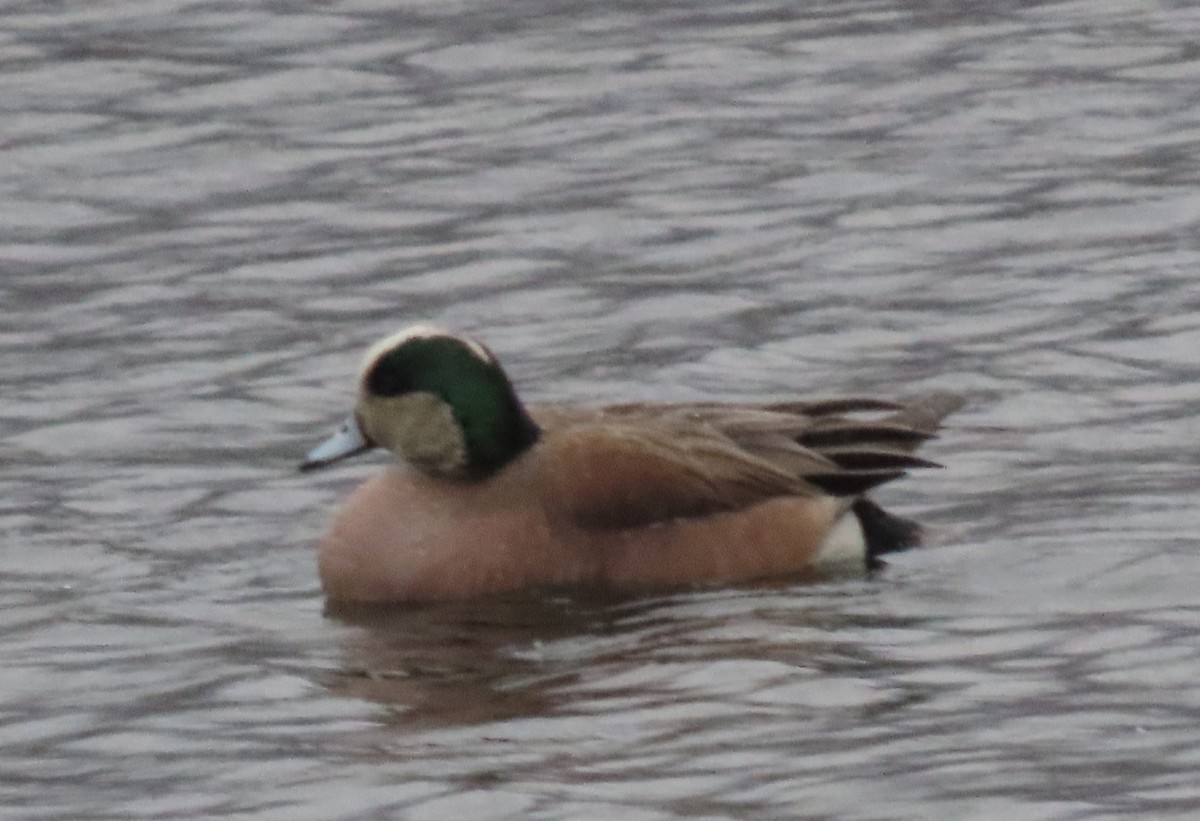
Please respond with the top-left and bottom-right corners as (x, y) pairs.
(364, 351), (414, 397)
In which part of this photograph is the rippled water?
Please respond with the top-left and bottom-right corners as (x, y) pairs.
(4, 0), (1200, 818)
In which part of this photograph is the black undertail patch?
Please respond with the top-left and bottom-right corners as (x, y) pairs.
(853, 497), (923, 569)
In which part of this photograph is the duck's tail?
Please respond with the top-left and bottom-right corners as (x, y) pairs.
(882, 391), (966, 437)
(791, 391), (966, 497)
(853, 497), (924, 568)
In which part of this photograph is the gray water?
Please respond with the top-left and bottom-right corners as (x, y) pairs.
(3, 1), (1200, 818)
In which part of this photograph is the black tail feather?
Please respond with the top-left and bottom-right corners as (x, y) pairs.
(798, 423), (933, 449)
(808, 471), (906, 496)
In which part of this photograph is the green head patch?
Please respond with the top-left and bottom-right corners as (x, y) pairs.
(361, 330), (539, 475)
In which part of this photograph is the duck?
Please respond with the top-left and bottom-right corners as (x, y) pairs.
(301, 324), (963, 603)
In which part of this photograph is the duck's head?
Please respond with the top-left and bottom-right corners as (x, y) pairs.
(301, 325), (540, 479)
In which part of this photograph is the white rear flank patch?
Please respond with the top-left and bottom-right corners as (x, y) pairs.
(814, 509), (866, 566)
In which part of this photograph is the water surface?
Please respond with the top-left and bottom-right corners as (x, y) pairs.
(3, 1), (1200, 818)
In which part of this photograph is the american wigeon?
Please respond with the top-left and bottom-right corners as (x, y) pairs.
(302, 325), (962, 603)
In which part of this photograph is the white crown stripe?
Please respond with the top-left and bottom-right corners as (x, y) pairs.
(356, 325), (495, 387)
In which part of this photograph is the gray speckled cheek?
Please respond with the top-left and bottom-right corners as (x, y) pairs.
(376, 393), (469, 477)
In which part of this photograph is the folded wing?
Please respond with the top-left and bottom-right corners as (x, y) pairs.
(531, 393), (962, 530)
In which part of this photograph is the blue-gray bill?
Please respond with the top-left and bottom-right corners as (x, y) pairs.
(300, 416), (373, 472)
